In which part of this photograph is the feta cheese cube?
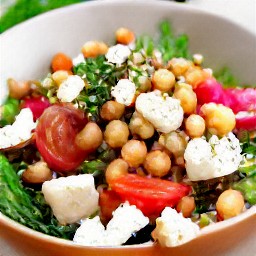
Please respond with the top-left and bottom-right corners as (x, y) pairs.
(184, 132), (242, 181)
(42, 174), (99, 225)
(152, 207), (200, 247)
(111, 79), (136, 106)
(0, 108), (36, 149)
(106, 44), (131, 64)
(106, 202), (149, 245)
(136, 90), (184, 133)
(73, 202), (149, 246)
(57, 75), (84, 102)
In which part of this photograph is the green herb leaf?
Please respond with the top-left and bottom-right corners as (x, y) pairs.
(157, 21), (191, 63)
(0, 154), (77, 239)
(0, 98), (20, 126)
(214, 67), (239, 88)
(74, 55), (127, 119)
(233, 174), (256, 205)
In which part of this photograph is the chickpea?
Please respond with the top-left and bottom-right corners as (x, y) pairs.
(137, 76), (152, 92)
(143, 150), (171, 177)
(75, 122), (103, 152)
(22, 161), (52, 184)
(8, 78), (31, 99)
(200, 103), (236, 136)
(105, 158), (129, 184)
(152, 69), (175, 92)
(100, 100), (125, 121)
(185, 114), (205, 138)
(129, 111), (155, 139)
(131, 52), (145, 65)
(81, 41), (108, 58)
(159, 131), (187, 159)
(216, 189), (244, 220)
(121, 140), (147, 167)
(104, 120), (129, 148)
(116, 27), (135, 45)
(173, 83), (197, 115)
(176, 196), (196, 218)
(184, 67), (209, 88)
(52, 70), (69, 86)
(167, 57), (190, 77)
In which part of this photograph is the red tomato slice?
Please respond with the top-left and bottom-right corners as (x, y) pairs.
(110, 174), (191, 217)
(36, 104), (88, 172)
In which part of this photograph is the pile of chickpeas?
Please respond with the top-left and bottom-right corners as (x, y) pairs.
(14, 26), (243, 221)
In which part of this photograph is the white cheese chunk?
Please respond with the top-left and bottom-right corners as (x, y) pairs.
(136, 90), (184, 133)
(57, 75), (84, 102)
(106, 44), (131, 64)
(111, 79), (136, 106)
(152, 207), (200, 247)
(42, 174), (99, 225)
(0, 108), (36, 149)
(72, 53), (85, 66)
(106, 202), (149, 245)
(184, 132), (242, 181)
(73, 202), (149, 246)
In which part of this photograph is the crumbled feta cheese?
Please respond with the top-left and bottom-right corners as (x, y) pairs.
(106, 202), (149, 245)
(73, 202), (149, 246)
(73, 216), (107, 246)
(111, 79), (136, 106)
(57, 75), (85, 102)
(42, 174), (99, 225)
(106, 44), (131, 64)
(0, 108), (36, 149)
(135, 90), (184, 133)
(152, 207), (200, 247)
(184, 132), (242, 181)
(72, 53), (85, 66)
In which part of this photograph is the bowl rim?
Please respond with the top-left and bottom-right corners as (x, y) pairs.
(0, 207), (255, 249)
(0, 0), (256, 250)
(1, 0), (256, 37)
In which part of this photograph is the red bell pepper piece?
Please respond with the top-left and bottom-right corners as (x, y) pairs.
(109, 174), (191, 217)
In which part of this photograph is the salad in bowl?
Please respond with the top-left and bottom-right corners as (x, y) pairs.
(0, 1), (255, 253)
(1, 20), (255, 248)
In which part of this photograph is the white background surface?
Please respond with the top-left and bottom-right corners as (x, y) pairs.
(186, 0), (256, 34)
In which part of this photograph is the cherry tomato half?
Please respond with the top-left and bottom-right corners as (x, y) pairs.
(36, 104), (88, 172)
(109, 174), (191, 217)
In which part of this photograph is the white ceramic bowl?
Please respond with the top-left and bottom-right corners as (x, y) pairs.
(0, 1), (256, 256)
